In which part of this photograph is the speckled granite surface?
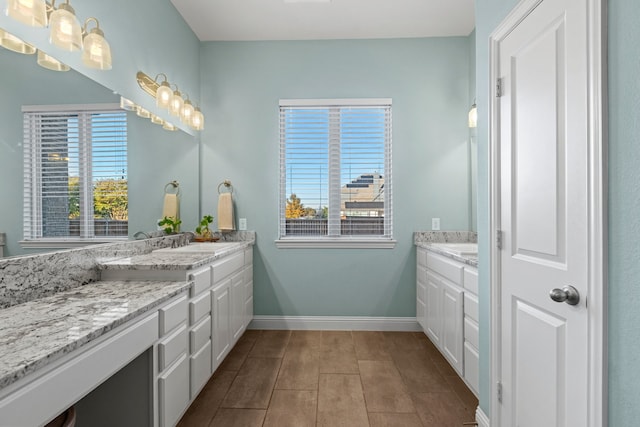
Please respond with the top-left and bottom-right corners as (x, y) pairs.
(413, 231), (477, 244)
(100, 241), (252, 271)
(414, 231), (478, 267)
(0, 234), (190, 309)
(0, 280), (190, 391)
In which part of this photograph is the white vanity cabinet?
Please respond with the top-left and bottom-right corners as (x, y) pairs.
(416, 247), (479, 396)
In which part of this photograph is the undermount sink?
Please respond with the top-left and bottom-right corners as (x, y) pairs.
(155, 242), (239, 253)
(430, 242), (478, 256)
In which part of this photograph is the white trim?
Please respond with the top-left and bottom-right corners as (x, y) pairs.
(279, 98), (392, 107)
(22, 103), (121, 113)
(476, 406), (490, 427)
(248, 316), (420, 331)
(488, 0), (606, 426)
(275, 238), (396, 249)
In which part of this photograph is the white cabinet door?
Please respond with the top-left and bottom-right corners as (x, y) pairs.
(230, 270), (245, 344)
(211, 278), (231, 370)
(441, 279), (464, 375)
(416, 270), (427, 330)
(425, 271), (442, 347)
(158, 354), (189, 427)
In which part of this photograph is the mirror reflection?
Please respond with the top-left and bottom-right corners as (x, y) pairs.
(0, 46), (199, 257)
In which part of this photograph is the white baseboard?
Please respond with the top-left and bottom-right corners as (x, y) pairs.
(248, 316), (421, 331)
(476, 406), (490, 427)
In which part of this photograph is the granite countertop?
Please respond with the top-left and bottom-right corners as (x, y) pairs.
(0, 280), (190, 391)
(416, 242), (478, 268)
(99, 241), (251, 271)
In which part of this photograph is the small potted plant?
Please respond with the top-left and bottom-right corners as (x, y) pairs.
(158, 216), (182, 234)
(194, 214), (215, 242)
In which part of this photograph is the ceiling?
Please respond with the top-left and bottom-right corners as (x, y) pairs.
(170, 0), (475, 42)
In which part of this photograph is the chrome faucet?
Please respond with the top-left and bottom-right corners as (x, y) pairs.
(133, 231), (151, 240)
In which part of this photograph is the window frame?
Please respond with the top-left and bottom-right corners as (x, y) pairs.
(21, 103), (128, 249)
(276, 98), (395, 249)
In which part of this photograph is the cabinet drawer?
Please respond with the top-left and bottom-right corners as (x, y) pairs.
(158, 354), (189, 427)
(244, 247), (253, 265)
(427, 252), (464, 285)
(463, 267), (478, 295)
(464, 292), (479, 323)
(417, 248), (427, 267)
(190, 291), (211, 325)
(158, 325), (188, 372)
(464, 316), (479, 349)
(190, 340), (212, 399)
(190, 315), (211, 354)
(190, 267), (211, 297)
(464, 342), (480, 396)
(159, 295), (187, 335)
(212, 252), (244, 284)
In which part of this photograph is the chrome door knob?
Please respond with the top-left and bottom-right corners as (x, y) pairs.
(549, 285), (580, 305)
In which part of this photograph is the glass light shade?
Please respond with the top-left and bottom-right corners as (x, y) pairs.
(150, 114), (164, 125)
(6, 0), (47, 27)
(0, 29), (36, 54)
(191, 107), (204, 131)
(156, 81), (172, 109)
(169, 90), (183, 117)
(82, 28), (111, 70)
(181, 100), (195, 125)
(136, 105), (151, 118)
(37, 50), (70, 71)
(162, 122), (177, 131)
(468, 104), (477, 128)
(120, 97), (136, 111)
(49, 4), (82, 52)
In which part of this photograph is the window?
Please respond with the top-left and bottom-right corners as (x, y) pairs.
(22, 104), (128, 246)
(278, 99), (394, 248)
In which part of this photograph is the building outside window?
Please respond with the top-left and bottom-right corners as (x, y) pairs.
(22, 104), (127, 246)
(278, 99), (393, 248)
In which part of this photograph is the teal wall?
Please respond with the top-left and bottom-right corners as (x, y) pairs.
(607, 0), (640, 424)
(476, 0), (640, 424)
(199, 38), (472, 317)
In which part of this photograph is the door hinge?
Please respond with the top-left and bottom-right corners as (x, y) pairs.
(497, 381), (503, 403)
(496, 77), (503, 97)
(496, 230), (503, 250)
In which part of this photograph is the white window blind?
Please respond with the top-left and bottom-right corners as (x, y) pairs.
(279, 99), (392, 242)
(23, 106), (128, 241)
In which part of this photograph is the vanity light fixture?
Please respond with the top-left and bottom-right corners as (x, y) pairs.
(136, 105), (151, 119)
(48, 0), (83, 51)
(169, 87), (184, 117)
(6, 0), (48, 27)
(468, 101), (477, 128)
(150, 114), (164, 125)
(119, 97), (136, 111)
(162, 121), (177, 131)
(156, 76), (172, 109)
(191, 107), (204, 131)
(81, 17), (111, 70)
(180, 97), (195, 125)
(0, 28), (36, 54)
(37, 49), (69, 71)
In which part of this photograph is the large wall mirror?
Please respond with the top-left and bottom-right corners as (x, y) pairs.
(0, 47), (199, 257)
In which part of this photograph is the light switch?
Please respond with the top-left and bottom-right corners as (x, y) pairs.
(239, 218), (247, 230)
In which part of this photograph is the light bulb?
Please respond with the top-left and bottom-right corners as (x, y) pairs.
(181, 100), (195, 125)
(49, 3), (82, 52)
(156, 81), (172, 109)
(169, 90), (183, 117)
(82, 26), (111, 70)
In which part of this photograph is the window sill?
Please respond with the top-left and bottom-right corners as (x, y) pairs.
(20, 238), (128, 249)
(275, 238), (396, 249)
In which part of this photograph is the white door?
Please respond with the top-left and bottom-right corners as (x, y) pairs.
(497, 0), (594, 425)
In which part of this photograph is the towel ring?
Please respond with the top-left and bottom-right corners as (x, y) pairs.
(164, 180), (181, 196)
(217, 180), (233, 194)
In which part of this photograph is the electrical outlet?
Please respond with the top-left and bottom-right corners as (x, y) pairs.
(239, 218), (247, 230)
(432, 218), (441, 231)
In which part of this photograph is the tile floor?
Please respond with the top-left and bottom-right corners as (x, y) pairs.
(177, 330), (478, 427)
